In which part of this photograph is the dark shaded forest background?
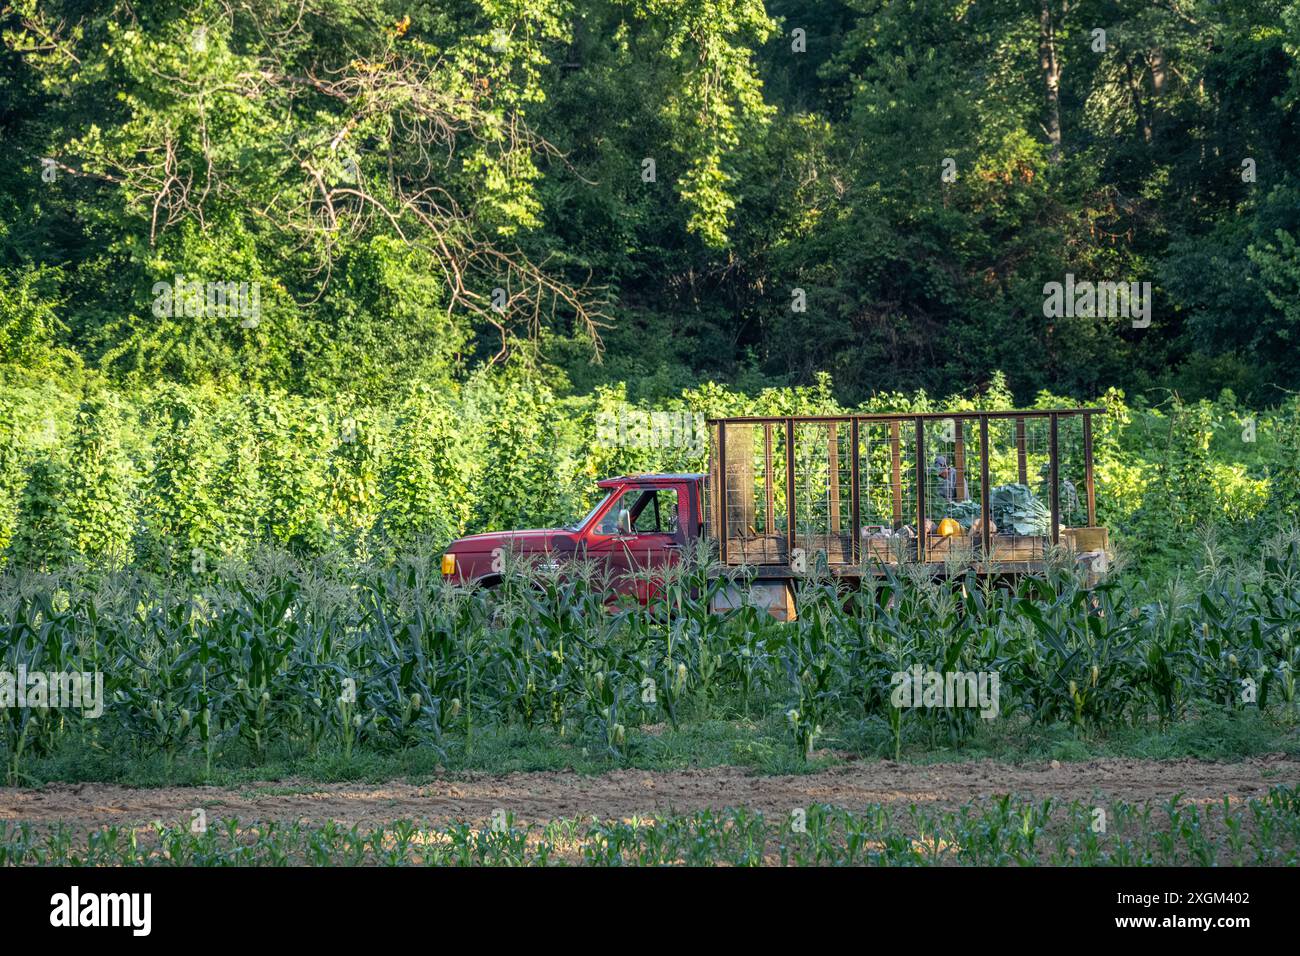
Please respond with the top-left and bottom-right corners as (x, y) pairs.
(3, 0), (1298, 404)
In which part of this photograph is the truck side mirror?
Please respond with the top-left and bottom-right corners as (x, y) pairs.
(617, 508), (633, 535)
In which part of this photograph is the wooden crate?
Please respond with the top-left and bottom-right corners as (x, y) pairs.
(1065, 526), (1109, 553)
(983, 534), (1047, 562)
(861, 534), (907, 564)
(926, 533), (977, 562)
(795, 534), (853, 566)
(725, 533), (788, 566)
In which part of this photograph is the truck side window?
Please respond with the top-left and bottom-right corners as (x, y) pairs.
(631, 491), (656, 533)
(594, 488), (681, 536)
(633, 489), (680, 535)
(628, 490), (657, 533)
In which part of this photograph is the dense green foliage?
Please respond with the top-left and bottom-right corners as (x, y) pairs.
(3, 1), (1300, 403)
(0, 368), (1293, 572)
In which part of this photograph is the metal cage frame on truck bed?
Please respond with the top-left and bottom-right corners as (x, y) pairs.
(706, 408), (1108, 576)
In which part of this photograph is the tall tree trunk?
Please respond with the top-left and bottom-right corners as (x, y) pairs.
(1125, 58), (1153, 145)
(1039, 1), (1064, 163)
(1149, 48), (1166, 142)
(1150, 49), (1166, 97)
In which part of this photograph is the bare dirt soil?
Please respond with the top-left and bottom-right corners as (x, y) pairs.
(3, 754), (1297, 833)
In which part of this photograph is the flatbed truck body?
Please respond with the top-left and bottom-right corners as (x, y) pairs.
(441, 409), (1110, 616)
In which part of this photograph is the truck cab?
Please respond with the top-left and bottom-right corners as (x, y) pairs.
(440, 474), (706, 599)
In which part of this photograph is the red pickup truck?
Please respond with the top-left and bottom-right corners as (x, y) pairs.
(440, 473), (705, 603)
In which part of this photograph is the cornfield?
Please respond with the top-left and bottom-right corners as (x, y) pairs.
(4, 527), (1300, 785)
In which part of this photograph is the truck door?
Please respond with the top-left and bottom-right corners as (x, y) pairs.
(585, 484), (687, 602)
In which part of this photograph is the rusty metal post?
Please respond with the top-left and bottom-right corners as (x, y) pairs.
(827, 422), (841, 535)
(850, 418), (860, 564)
(1049, 413), (1060, 546)
(717, 423), (728, 564)
(980, 416), (991, 557)
(953, 418), (967, 500)
(785, 419), (796, 560)
(890, 420), (903, 529)
(763, 424), (775, 533)
(1016, 416), (1028, 485)
(1083, 412), (1096, 527)
(915, 417), (926, 563)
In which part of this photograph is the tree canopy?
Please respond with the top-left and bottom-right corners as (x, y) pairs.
(2, 0), (1298, 404)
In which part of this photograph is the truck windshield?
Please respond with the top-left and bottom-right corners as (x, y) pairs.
(565, 492), (613, 531)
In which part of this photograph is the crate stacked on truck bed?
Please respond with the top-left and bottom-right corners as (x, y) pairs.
(705, 409), (1108, 576)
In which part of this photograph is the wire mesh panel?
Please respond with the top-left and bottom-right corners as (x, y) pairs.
(856, 420), (917, 565)
(977, 416), (1052, 564)
(921, 417), (982, 563)
(792, 421), (852, 567)
(1052, 413), (1106, 554)
(720, 421), (788, 566)
(1051, 414), (1088, 529)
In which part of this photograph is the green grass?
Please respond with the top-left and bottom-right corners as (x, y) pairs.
(841, 706), (1299, 764)
(5, 786), (1299, 866)
(12, 708), (1294, 790)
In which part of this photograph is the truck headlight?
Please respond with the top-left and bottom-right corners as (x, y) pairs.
(441, 553), (456, 576)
